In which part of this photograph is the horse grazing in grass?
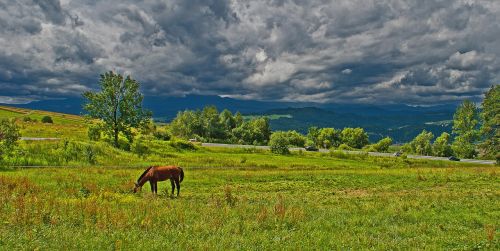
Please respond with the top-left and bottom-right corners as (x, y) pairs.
(134, 166), (184, 196)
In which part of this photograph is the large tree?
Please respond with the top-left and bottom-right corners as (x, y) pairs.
(479, 85), (499, 160)
(83, 71), (151, 147)
(451, 100), (479, 158)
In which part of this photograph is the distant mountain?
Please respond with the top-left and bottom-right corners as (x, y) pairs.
(257, 106), (455, 143)
(0, 95), (310, 120)
(1, 95), (458, 143)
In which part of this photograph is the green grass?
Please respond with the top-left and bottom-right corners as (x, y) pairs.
(0, 163), (498, 250)
(0, 105), (498, 249)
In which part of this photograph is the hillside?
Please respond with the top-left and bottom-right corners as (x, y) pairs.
(258, 106), (454, 143)
(0, 105), (87, 139)
(1, 96), (459, 143)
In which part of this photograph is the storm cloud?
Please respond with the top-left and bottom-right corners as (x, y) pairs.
(1, 0), (499, 104)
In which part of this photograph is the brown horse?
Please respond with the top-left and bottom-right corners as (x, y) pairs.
(134, 166), (184, 196)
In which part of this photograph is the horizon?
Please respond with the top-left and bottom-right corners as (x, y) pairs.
(1, 1), (499, 106)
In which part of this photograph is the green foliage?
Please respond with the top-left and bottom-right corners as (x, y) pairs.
(479, 85), (499, 158)
(405, 130), (434, 155)
(168, 139), (196, 151)
(307, 126), (320, 146)
(130, 137), (150, 158)
(153, 129), (171, 141)
(452, 100), (479, 158)
(432, 132), (453, 157)
(41, 116), (53, 123)
(83, 71), (152, 147)
(0, 119), (21, 159)
(283, 130), (306, 147)
(367, 137), (393, 152)
(337, 143), (354, 151)
(269, 131), (290, 155)
(170, 106), (270, 145)
(22, 117), (34, 122)
(317, 128), (341, 148)
(87, 123), (102, 141)
(340, 127), (369, 149)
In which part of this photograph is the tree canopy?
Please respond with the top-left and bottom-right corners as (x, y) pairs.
(83, 71), (151, 147)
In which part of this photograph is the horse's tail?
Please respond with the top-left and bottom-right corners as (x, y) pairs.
(179, 167), (184, 183)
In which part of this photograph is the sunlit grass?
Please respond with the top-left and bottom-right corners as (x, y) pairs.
(0, 165), (498, 250)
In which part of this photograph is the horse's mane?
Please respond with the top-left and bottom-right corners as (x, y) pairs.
(137, 166), (154, 183)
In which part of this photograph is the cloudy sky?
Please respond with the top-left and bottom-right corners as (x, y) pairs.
(1, 0), (499, 104)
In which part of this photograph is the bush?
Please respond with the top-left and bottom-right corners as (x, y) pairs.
(41, 116), (53, 123)
(87, 124), (101, 141)
(269, 132), (290, 155)
(22, 117), (33, 122)
(338, 143), (354, 151)
(153, 130), (171, 141)
(0, 119), (21, 159)
(169, 139), (196, 150)
(368, 137), (393, 152)
(131, 137), (150, 157)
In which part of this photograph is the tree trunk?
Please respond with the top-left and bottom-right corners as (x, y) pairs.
(114, 128), (119, 147)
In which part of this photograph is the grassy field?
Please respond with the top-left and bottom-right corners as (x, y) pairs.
(0, 162), (498, 250)
(0, 105), (498, 249)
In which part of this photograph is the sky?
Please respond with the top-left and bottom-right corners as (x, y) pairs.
(0, 0), (499, 105)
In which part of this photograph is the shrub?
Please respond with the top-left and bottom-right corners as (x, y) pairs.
(41, 116), (53, 123)
(368, 137), (393, 152)
(153, 130), (171, 141)
(131, 137), (150, 157)
(338, 143), (354, 151)
(169, 139), (196, 150)
(87, 124), (102, 141)
(22, 117), (33, 122)
(269, 132), (290, 155)
(0, 119), (21, 159)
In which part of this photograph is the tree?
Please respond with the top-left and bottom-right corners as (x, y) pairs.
(83, 71), (151, 147)
(317, 128), (341, 148)
(284, 130), (307, 147)
(479, 85), (499, 159)
(340, 127), (369, 149)
(404, 130), (434, 155)
(219, 109), (236, 133)
(451, 100), (479, 158)
(269, 131), (290, 155)
(170, 110), (203, 139)
(307, 126), (320, 147)
(369, 137), (393, 152)
(0, 119), (20, 159)
(433, 132), (453, 157)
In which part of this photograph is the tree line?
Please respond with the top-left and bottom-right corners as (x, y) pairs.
(1, 72), (497, 163)
(402, 85), (498, 161)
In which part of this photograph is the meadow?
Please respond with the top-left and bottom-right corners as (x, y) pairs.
(0, 106), (498, 250)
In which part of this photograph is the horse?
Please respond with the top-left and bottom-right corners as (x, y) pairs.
(133, 166), (184, 196)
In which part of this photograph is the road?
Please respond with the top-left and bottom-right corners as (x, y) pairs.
(201, 143), (496, 165)
(20, 137), (60, 141)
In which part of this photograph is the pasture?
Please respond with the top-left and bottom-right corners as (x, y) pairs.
(0, 106), (498, 249)
(1, 153), (498, 250)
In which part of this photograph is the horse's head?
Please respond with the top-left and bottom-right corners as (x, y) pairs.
(133, 182), (141, 193)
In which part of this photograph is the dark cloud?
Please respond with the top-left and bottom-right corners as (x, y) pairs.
(0, 0), (499, 104)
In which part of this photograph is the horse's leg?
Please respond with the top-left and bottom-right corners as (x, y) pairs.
(154, 182), (158, 194)
(170, 179), (175, 196)
(174, 177), (180, 197)
(150, 181), (155, 194)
